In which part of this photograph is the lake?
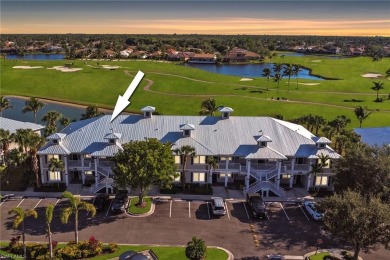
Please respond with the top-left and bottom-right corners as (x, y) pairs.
(2, 97), (87, 126)
(6, 54), (65, 60)
(184, 63), (325, 80)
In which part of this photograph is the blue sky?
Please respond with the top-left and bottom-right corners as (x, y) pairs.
(1, 1), (389, 35)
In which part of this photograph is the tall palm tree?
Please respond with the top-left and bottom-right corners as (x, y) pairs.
(205, 157), (218, 186)
(174, 145), (196, 190)
(199, 98), (219, 116)
(48, 158), (65, 173)
(22, 97), (45, 123)
(42, 111), (61, 136)
(262, 68), (272, 91)
(273, 73), (283, 93)
(312, 115), (327, 135)
(354, 106), (373, 128)
(60, 191), (96, 244)
(0, 129), (14, 166)
(292, 64), (301, 89)
(27, 134), (45, 188)
(14, 129), (33, 154)
(322, 125), (335, 142)
(371, 81), (384, 102)
(81, 105), (104, 120)
(8, 207), (38, 258)
(0, 96), (13, 116)
(283, 64), (294, 92)
(272, 63), (283, 74)
(45, 204), (55, 259)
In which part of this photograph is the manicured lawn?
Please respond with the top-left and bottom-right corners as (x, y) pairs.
(309, 252), (332, 260)
(2, 57), (389, 127)
(0, 242), (228, 260)
(128, 197), (152, 214)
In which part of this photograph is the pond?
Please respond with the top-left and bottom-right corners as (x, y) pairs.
(6, 54), (65, 60)
(184, 63), (325, 80)
(2, 97), (87, 126)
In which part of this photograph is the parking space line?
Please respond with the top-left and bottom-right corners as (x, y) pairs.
(299, 204), (310, 221)
(188, 201), (191, 218)
(169, 200), (172, 218)
(225, 202), (230, 219)
(54, 199), (60, 207)
(242, 202), (250, 221)
(106, 200), (113, 217)
(0, 202), (4, 207)
(206, 202), (210, 219)
(33, 199), (42, 209)
(16, 198), (25, 207)
(279, 202), (290, 221)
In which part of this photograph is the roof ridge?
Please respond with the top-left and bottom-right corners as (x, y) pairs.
(270, 118), (315, 142)
(189, 137), (216, 155)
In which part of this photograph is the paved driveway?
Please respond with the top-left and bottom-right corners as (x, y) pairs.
(0, 197), (388, 260)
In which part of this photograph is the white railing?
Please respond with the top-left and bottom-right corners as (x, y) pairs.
(251, 163), (277, 171)
(250, 167), (278, 181)
(90, 177), (114, 193)
(283, 164), (310, 172)
(247, 180), (286, 197)
(97, 165), (112, 178)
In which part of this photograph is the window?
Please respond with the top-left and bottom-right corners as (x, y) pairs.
(223, 112), (229, 118)
(84, 154), (91, 158)
(173, 172), (181, 182)
(174, 156), (181, 164)
(315, 176), (328, 186)
(184, 130), (190, 136)
(282, 174), (291, 179)
(193, 156), (205, 164)
(145, 112), (150, 117)
(85, 171), (94, 175)
(109, 139), (115, 144)
(192, 172), (205, 182)
(71, 154), (80, 160)
(319, 143), (326, 148)
(219, 173), (231, 178)
(47, 154), (59, 162)
(48, 171), (61, 181)
(52, 139), (58, 144)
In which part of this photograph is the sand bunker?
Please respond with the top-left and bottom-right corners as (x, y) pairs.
(240, 78), (253, 81)
(361, 73), (383, 78)
(298, 82), (320, 86)
(48, 66), (83, 72)
(102, 65), (120, 69)
(13, 66), (44, 69)
(312, 60), (322, 62)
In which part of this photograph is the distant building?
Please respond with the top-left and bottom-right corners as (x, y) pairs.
(354, 127), (390, 147)
(188, 53), (216, 64)
(225, 48), (260, 62)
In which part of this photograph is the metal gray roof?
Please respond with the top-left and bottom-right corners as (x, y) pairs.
(38, 143), (70, 155)
(141, 106), (156, 112)
(38, 114), (340, 159)
(84, 142), (123, 157)
(180, 124), (195, 130)
(104, 133), (122, 139)
(296, 145), (340, 159)
(241, 146), (287, 160)
(47, 133), (66, 140)
(0, 117), (44, 134)
(218, 107), (234, 112)
(313, 137), (332, 144)
(257, 135), (272, 142)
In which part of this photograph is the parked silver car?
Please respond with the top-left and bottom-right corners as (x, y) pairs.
(211, 197), (226, 216)
(304, 201), (324, 220)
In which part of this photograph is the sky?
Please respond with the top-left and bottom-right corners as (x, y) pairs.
(1, 0), (390, 36)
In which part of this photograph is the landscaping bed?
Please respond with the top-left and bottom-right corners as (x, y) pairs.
(161, 183), (213, 195)
(0, 166), (30, 191)
(33, 182), (67, 192)
(128, 197), (152, 214)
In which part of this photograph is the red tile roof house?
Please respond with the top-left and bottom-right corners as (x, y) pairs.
(188, 53), (217, 64)
(225, 47), (260, 62)
(103, 50), (116, 59)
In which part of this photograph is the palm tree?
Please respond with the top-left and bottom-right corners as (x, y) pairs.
(0, 96), (13, 116)
(14, 129), (33, 154)
(273, 73), (283, 93)
(199, 98), (219, 116)
(272, 63), (283, 74)
(292, 64), (301, 89)
(8, 207), (38, 258)
(48, 157), (65, 173)
(22, 97), (45, 123)
(262, 68), (272, 90)
(282, 64), (294, 92)
(0, 129), (14, 166)
(312, 115), (327, 135)
(60, 191), (96, 244)
(322, 125), (335, 142)
(45, 204), (55, 259)
(205, 157), (218, 186)
(310, 153), (329, 192)
(371, 81), (384, 102)
(60, 117), (71, 127)
(42, 111), (61, 136)
(81, 105), (104, 120)
(174, 145), (196, 190)
(354, 106), (373, 128)
(27, 134), (45, 188)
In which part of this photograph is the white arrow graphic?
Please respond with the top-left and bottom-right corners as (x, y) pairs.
(110, 70), (145, 122)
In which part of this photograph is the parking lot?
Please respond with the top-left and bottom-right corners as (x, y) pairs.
(1, 196), (387, 260)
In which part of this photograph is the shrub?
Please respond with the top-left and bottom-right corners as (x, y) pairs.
(108, 243), (119, 253)
(185, 236), (207, 260)
(9, 235), (21, 250)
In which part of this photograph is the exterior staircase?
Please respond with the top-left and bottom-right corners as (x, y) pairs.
(248, 166), (285, 197)
(90, 164), (114, 193)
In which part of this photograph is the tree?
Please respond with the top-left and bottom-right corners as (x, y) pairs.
(0, 96), (13, 116)
(22, 97), (45, 123)
(81, 105), (104, 120)
(60, 191), (96, 244)
(27, 134), (45, 188)
(371, 81), (384, 102)
(333, 145), (390, 202)
(262, 68), (271, 90)
(292, 64), (301, 89)
(312, 115), (326, 135)
(354, 106), (373, 128)
(48, 158), (65, 174)
(6, 148), (26, 166)
(273, 72), (282, 93)
(8, 207), (38, 258)
(310, 153), (329, 190)
(205, 157), (218, 186)
(60, 117), (71, 127)
(199, 98), (219, 116)
(334, 129), (361, 155)
(185, 236), (208, 260)
(113, 138), (176, 205)
(282, 64), (294, 92)
(174, 145), (196, 191)
(42, 111), (61, 137)
(320, 191), (390, 260)
(0, 129), (15, 166)
(45, 204), (55, 259)
(14, 129), (33, 154)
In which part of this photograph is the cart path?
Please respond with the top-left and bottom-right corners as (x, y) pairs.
(124, 70), (390, 112)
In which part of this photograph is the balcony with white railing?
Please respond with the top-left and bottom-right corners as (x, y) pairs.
(283, 163), (310, 173)
(175, 162), (242, 172)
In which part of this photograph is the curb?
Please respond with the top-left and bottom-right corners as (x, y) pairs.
(124, 197), (155, 218)
(303, 249), (363, 260)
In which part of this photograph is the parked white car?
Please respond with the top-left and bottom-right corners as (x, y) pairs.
(304, 201), (324, 220)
